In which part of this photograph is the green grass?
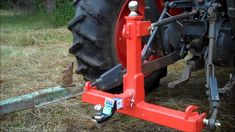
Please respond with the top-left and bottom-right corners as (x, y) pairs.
(0, 10), (71, 47)
(0, 9), (84, 131)
(0, 9), (74, 98)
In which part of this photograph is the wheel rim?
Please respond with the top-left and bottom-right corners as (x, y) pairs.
(114, 0), (163, 67)
(114, 0), (182, 67)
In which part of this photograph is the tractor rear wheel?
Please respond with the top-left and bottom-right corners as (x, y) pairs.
(68, 0), (167, 91)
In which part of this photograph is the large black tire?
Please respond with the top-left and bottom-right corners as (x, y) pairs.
(68, 0), (167, 91)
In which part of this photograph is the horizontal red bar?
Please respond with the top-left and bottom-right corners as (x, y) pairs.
(82, 88), (206, 132)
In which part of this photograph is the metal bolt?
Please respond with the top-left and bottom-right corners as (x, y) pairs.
(203, 119), (209, 125)
(128, 1), (138, 16)
(94, 104), (102, 111)
(215, 121), (221, 127)
(186, 44), (190, 49)
(229, 74), (232, 79)
(130, 92), (135, 107)
(203, 119), (221, 127)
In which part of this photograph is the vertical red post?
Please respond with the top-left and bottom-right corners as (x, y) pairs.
(122, 1), (152, 104)
(122, 15), (145, 103)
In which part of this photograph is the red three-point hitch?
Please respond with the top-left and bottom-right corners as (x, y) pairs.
(82, 1), (207, 132)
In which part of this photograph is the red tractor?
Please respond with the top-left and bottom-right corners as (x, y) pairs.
(68, 0), (235, 131)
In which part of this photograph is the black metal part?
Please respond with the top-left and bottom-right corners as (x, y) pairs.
(179, 43), (187, 59)
(142, 6), (167, 60)
(226, 0), (235, 35)
(168, 0), (194, 9)
(151, 10), (198, 28)
(144, 0), (160, 22)
(94, 101), (117, 123)
(214, 20), (235, 66)
(143, 0), (162, 58)
(162, 20), (207, 55)
(91, 64), (124, 90)
(188, 56), (205, 71)
(206, 4), (220, 129)
(92, 51), (181, 91)
(209, 77), (220, 111)
(142, 51), (180, 74)
(208, 108), (219, 129)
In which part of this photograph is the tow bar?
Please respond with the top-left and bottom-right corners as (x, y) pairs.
(82, 1), (207, 132)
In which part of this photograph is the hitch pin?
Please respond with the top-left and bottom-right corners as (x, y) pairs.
(203, 119), (221, 127)
(130, 92), (135, 107)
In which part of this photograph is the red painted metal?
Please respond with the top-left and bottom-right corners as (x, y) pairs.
(82, 9), (206, 132)
(115, 0), (182, 66)
(115, 0), (145, 66)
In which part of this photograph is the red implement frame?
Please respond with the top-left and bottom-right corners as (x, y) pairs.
(82, 14), (207, 132)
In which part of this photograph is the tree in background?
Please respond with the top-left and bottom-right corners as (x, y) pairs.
(7, 0), (38, 12)
(1, 0), (56, 13)
(44, 0), (56, 13)
(0, 0), (74, 26)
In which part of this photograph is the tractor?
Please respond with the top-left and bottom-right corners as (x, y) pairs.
(67, 0), (235, 131)
(0, 0), (234, 131)
(0, 0), (235, 132)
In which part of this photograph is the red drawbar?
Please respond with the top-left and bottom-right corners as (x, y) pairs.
(82, 13), (206, 132)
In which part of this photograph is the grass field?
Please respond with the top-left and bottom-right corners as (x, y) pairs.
(0, 10), (234, 131)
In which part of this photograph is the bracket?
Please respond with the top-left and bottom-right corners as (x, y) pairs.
(82, 2), (207, 131)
